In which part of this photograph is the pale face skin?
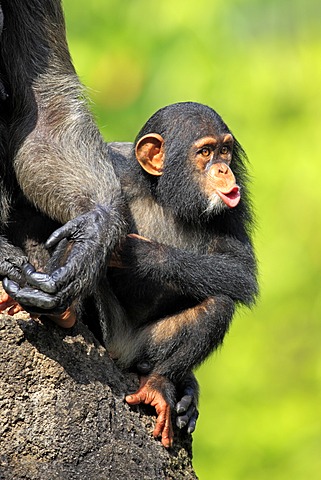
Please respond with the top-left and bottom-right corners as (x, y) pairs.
(192, 134), (241, 213)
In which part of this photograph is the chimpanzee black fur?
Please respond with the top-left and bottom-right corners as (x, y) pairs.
(0, 0), (127, 311)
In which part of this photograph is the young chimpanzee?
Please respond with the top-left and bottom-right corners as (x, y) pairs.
(97, 102), (258, 447)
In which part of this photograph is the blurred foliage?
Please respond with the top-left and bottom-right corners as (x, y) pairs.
(63, 0), (321, 478)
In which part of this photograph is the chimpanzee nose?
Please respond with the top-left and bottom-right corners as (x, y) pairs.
(217, 164), (229, 175)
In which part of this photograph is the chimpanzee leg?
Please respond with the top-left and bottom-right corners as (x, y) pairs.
(124, 295), (234, 447)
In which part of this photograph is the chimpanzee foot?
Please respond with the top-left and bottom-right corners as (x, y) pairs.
(125, 375), (174, 448)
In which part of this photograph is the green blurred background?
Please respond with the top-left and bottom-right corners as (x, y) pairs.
(63, 0), (321, 478)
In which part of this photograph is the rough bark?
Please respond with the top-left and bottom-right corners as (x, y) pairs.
(0, 293), (197, 479)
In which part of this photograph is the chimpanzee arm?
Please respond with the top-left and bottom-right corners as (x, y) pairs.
(123, 235), (258, 306)
(0, 1), (127, 311)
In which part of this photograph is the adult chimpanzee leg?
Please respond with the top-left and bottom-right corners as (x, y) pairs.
(0, 0), (127, 313)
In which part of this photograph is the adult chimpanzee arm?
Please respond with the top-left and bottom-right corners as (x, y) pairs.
(124, 234), (258, 306)
(0, 1), (127, 311)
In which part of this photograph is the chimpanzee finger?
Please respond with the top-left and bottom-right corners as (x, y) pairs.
(2, 278), (20, 297)
(0, 256), (30, 285)
(187, 410), (199, 434)
(13, 290), (59, 310)
(0, 265), (23, 285)
(176, 404), (196, 429)
(176, 394), (193, 415)
(3, 278), (63, 311)
(22, 263), (57, 294)
(45, 220), (79, 249)
(176, 414), (189, 430)
(176, 406), (199, 433)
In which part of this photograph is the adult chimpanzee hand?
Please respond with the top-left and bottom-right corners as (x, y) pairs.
(3, 205), (124, 314)
(0, 257), (38, 288)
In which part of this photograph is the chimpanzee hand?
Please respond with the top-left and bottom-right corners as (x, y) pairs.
(2, 261), (59, 314)
(3, 206), (122, 314)
(176, 387), (199, 433)
(0, 239), (57, 314)
(176, 374), (199, 434)
(0, 256), (39, 287)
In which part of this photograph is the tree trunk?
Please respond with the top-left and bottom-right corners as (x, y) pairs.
(0, 294), (197, 479)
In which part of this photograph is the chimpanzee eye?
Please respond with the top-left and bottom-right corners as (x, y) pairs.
(220, 146), (229, 155)
(200, 147), (211, 157)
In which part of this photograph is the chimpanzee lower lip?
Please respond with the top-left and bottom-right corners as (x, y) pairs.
(217, 187), (241, 208)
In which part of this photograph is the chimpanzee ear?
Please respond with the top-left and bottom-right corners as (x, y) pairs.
(135, 133), (165, 176)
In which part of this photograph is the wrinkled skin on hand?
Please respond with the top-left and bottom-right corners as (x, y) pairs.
(0, 291), (77, 328)
(3, 206), (122, 314)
